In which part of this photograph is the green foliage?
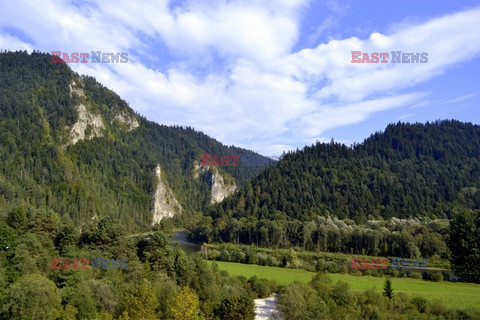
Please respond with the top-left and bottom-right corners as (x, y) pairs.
(0, 50), (270, 232)
(431, 272), (444, 282)
(276, 272), (480, 320)
(383, 278), (394, 299)
(6, 207), (28, 232)
(169, 286), (202, 320)
(124, 280), (159, 320)
(194, 120), (480, 260)
(277, 282), (327, 320)
(449, 209), (480, 283)
(217, 293), (255, 320)
(247, 276), (277, 298)
(2, 274), (62, 320)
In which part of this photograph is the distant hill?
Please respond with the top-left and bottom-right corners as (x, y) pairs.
(191, 120), (480, 253)
(0, 50), (271, 231)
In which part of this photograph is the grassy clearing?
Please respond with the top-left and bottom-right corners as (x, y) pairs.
(208, 260), (480, 310)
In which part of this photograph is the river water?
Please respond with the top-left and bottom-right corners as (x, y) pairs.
(170, 230), (201, 254)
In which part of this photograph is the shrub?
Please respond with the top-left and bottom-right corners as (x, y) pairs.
(266, 256), (278, 267)
(410, 296), (429, 313)
(208, 250), (220, 260)
(218, 250), (230, 261)
(365, 269), (380, 277)
(325, 262), (339, 273)
(315, 259), (326, 272)
(230, 250), (245, 263)
(409, 272), (422, 279)
(351, 270), (363, 276)
(386, 269), (399, 278)
(217, 293), (255, 320)
(248, 276), (277, 299)
(255, 253), (268, 266)
(431, 272), (443, 282)
(430, 300), (448, 317)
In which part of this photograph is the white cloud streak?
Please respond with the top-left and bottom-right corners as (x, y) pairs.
(0, 2), (479, 155)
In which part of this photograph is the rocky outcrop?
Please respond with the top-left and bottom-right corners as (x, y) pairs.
(69, 80), (85, 98)
(210, 169), (236, 204)
(68, 103), (105, 145)
(151, 164), (182, 225)
(113, 111), (139, 131)
(193, 162), (236, 204)
(66, 81), (105, 146)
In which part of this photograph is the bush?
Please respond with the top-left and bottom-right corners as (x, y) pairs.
(430, 300), (448, 317)
(217, 293), (255, 320)
(431, 272), (443, 282)
(230, 250), (245, 263)
(351, 270), (363, 276)
(409, 272), (422, 279)
(248, 276), (277, 299)
(315, 259), (326, 272)
(245, 250), (258, 264)
(265, 256), (278, 267)
(208, 249), (220, 260)
(365, 269), (380, 277)
(325, 262), (339, 273)
(410, 296), (429, 313)
(218, 250), (230, 261)
(255, 253), (268, 265)
(386, 269), (399, 278)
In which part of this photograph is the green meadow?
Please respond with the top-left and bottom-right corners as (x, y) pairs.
(208, 260), (480, 310)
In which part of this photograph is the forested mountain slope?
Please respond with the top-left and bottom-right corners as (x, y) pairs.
(192, 120), (480, 255)
(0, 50), (271, 231)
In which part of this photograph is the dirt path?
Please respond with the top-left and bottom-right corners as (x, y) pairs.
(254, 295), (280, 320)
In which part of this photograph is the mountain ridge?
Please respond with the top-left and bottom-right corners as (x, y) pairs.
(0, 50), (271, 231)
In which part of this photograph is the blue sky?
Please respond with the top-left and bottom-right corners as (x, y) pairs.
(0, 0), (479, 156)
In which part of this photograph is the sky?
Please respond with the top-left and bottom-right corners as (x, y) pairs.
(0, 0), (479, 156)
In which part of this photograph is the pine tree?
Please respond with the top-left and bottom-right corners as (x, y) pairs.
(383, 278), (394, 300)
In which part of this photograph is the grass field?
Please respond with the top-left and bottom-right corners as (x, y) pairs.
(208, 260), (480, 310)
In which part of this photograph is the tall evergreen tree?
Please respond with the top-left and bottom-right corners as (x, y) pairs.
(449, 209), (480, 283)
(383, 278), (394, 300)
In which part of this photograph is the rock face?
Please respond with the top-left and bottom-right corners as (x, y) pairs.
(193, 162), (236, 204)
(151, 164), (183, 225)
(68, 103), (105, 145)
(210, 169), (236, 204)
(66, 80), (139, 146)
(66, 81), (105, 146)
(114, 111), (139, 131)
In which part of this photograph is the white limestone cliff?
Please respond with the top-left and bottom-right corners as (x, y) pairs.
(113, 111), (139, 131)
(66, 80), (105, 146)
(193, 162), (236, 204)
(151, 164), (183, 225)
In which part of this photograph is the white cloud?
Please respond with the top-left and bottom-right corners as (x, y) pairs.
(0, 33), (32, 51)
(0, 2), (479, 156)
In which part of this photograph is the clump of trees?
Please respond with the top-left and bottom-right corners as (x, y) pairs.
(192, 216), (451, 260)
(276, 272), (480, 320)
(449, 209), (480, 283)
(0, 213), (261, 319)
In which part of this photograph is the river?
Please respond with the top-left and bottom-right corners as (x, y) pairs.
(169, 230), (201, 254)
